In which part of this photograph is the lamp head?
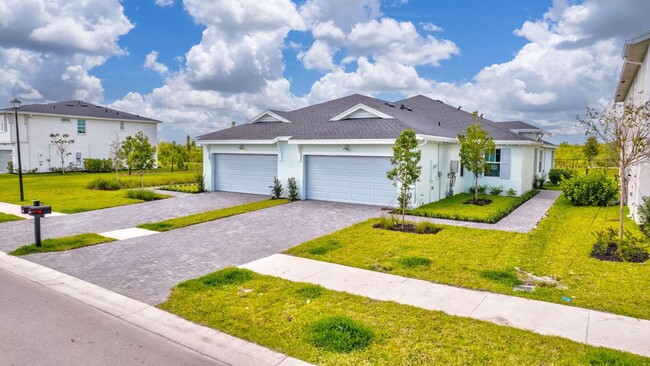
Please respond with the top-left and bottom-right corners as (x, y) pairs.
(10, 98), (21, 109)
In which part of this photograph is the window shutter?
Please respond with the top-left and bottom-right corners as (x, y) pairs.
(500, 148), (511, 180)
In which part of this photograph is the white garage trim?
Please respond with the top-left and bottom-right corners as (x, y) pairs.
(212, 154), (278, 195)
(305, 155), (396, 207)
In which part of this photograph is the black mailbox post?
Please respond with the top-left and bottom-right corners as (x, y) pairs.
(21, 200), (52, 247)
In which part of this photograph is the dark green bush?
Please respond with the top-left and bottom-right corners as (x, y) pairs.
(561, 173), (617, 206)
(84, 158), (113, 173)
(86, 178), (121, 190)
(548, 169), (574, 185)
(506, 188), (517, 197)
(306, 316), (374, 353)
(6, 161), (14, 174)
(287, 177), (299, 201)
(638, 196), (650, 237)
(489, 185), (504, 196)
(477, 185), (487, 194)
(270, 177), (283, 199)
(533, 174), (546, 189)
(194, 171), (205, 193)
(591, 227), (649, 263)
(125, 189), (161, 201)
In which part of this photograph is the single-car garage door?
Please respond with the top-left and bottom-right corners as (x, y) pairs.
(213, 154), (277, 195)
(306, 155), (396, 206)
(0, 150), (11, 173)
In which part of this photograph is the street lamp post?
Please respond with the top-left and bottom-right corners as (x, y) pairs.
(11, 98), (24, 201)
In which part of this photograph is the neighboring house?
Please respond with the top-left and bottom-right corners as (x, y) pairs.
(0, 100), (160, 173)
(198, 94), (555, 207)
(615, 30), (650, 223)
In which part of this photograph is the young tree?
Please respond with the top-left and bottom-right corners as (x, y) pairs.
(108, 131), (125, 182)
(184, 135), (202, 170)
(579, 100), (650, 239)
(387, 129), (422, 225)
(158, 141), (187, 172)
(49, 133), (75, 174)
(121, 136), (135, 175)
(458, 112), (496, 203)
(124, 131), (156, 189)
(582, 136), (600, 174)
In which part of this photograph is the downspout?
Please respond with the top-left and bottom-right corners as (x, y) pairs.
(438, 143), (441, 201)
(416, 139), (427, 206)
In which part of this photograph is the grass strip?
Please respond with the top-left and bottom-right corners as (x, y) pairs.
(0, 212), (24, 223)
(161, 268), (649, 366)
(137, 199), (289, 232)
(287, 197), (650, 320)
(158, 184), (202, 194)
(9, 233), (116, 256)
(402, 189), (539, 223)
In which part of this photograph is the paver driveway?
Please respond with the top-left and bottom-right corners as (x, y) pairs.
(0, 192), (264, 252)
(26, 201), (383, 304)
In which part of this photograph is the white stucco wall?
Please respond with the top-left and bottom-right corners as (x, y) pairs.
(0, 112), (158, 172)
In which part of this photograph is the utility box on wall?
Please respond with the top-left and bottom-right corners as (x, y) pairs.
(450, 160), (459, 174)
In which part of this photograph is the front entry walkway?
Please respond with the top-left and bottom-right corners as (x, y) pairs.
(406, 190), (561, 233)
(242, 254), (650, 358)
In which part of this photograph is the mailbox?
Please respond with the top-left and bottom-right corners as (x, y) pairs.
(23, 200), (52, 247)
(28, 205), (52, 216)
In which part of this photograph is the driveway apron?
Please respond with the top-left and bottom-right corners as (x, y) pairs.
(25, 201), (383, 304)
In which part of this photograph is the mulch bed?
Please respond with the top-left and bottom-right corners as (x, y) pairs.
(591, 242), (649, 263)
(372, 223), (442, 235)
(463, 199), (493, 206)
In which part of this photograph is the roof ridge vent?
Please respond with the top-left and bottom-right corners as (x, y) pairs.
(457, 106), (462, 110)
(384, 102), (395, 108)
(400, 104), (412, 111)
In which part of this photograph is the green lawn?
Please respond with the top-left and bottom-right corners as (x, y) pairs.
(9, 233), (115, 256)
(0, 169), (196, 213)
(160, 268), (649, 366)
(287, 197), (650, 320)
(0, 212), (24, 223)
(158, 184), (202, 194)
(403, 190), (538, 223)
(138, 199), (289, 232)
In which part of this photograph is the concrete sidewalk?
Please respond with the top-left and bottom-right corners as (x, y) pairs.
(242, 254), (650, 358)
(0, 251), (311, 366)
(0, 201), (67, 219)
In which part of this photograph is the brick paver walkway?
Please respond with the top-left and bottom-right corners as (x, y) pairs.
(0, 192), (264, 252)
(406, 190), (561, 232)
(25, 201), (382, 304)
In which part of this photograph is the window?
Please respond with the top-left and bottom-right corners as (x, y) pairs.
(61, 117), (70, 123)
(485, 148), (501, 177)
(77, 119), (86, 134)
(0, 116), (7, 132)
(119, 121), (125, 131)
(538, 150), (543, 172)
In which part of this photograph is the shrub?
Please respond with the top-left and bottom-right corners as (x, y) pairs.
(376, 215), (396, 230)
(413, 221), (442, 234)
(6, 161), (14, 174)
(533, 174), (546, 189)
(270, 177), (283, 199)
(306, 316), (374, 353)
(506, 188), (517, 197)
(561, 173), (617, 206)
(489, 185), (504, 196)
(84, 158), (113, 173)
(125, 189), (160, 201)
(287, 177), (299, 201)
(638, 196), (650, 237)
(548, 168), (574, 185)
(194, 171), (205, 193)
(477, 185), (487, 195)
(591, 227), (649, 263)
(86, 178), (121, 191)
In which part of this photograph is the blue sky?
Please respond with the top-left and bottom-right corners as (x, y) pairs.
(2, 0), (650, 143)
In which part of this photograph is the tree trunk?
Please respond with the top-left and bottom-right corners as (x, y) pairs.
(140, 171), (144, 190)
(474, 175), (478, 203)
(619, 165), (625, 240)
(171, 157), (174, 172)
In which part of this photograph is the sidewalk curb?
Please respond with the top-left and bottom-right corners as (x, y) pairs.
(0, 252), (312, 366)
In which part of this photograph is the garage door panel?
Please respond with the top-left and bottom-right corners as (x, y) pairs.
(306, 156), (395, 206)
(0, 151), (11, 173)
(213, 154), (277, 195)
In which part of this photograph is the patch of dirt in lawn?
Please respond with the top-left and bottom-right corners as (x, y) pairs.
(463, 199), (493, 206)
(372, 223), (442, 235)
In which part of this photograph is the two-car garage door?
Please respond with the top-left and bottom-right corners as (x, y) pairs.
(213, 154), (277, 195)
(305, 156), (396, 206)
(212, 153), (396, 206)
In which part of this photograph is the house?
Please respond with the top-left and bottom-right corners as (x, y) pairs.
(197, 94), (555, 207)
(615, 30), (650, 223)
(0, 100), (160, 173)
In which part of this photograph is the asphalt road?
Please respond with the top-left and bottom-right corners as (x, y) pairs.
(0, 269), (225, 366)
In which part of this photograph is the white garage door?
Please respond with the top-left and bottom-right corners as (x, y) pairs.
(213, 154), (278, 195)
(0, 150), (11, 173)
(306, 155), (396, 206)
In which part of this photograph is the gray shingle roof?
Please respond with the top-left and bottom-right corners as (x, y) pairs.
(497, 121), (540, 130)
(1, 100), (161, 123)
(197, 94), (540, 142)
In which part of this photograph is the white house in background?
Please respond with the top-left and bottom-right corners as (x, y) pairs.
(198, 94), (555, 207)
(0, 100), (160, 173)
(615, 30), (650, 223)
